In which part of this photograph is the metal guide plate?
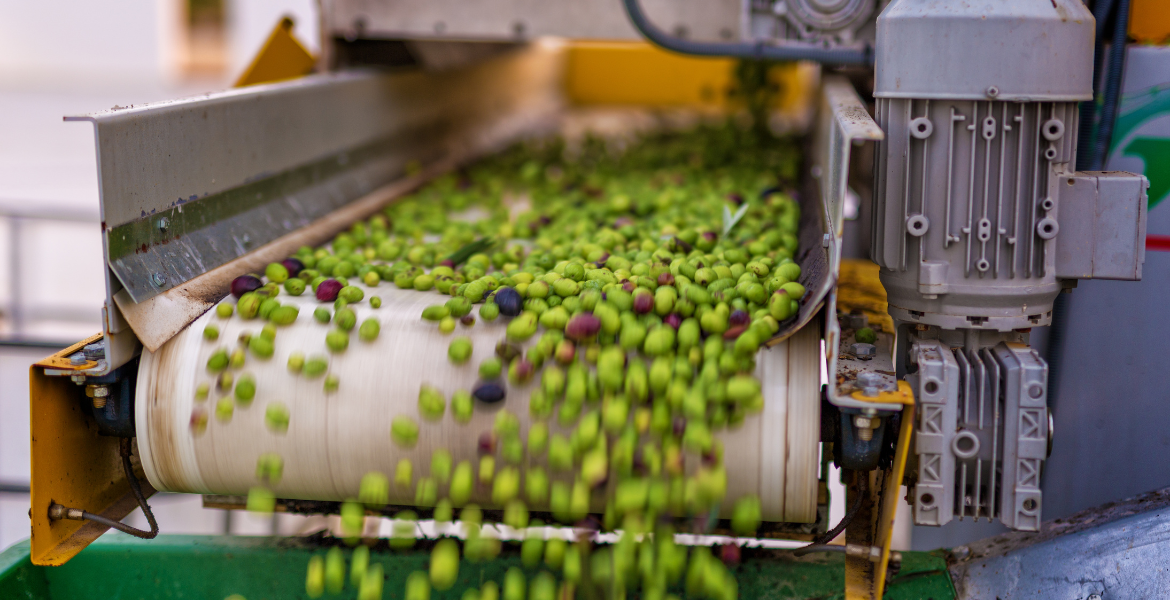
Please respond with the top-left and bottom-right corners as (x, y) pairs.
(67, 46), (564, 305)
(810, 76), (901, 411)
(324, 0), (741, 43)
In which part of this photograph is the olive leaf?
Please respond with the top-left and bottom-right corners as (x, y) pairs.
(722, 202), (750, 237)
(446, 237), (495, 266)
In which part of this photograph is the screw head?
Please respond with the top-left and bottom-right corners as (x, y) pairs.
(157, 216), (169, 232)
(986, 85), (1000, 98)
(151, 272), (167, 287)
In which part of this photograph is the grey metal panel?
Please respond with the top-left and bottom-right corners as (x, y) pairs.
(991, 342), (1047, 532)
(875, 0), (1094, 102)
(950, 487), (1170, 599)
(324, 0), (742, 43)
(1055, 171), (1149, 280)
(67, 48), (563, 305)
(872, 97), (1075, 331)
(911, 340), (959, 527)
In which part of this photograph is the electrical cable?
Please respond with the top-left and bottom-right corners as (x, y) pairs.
(620, 0), (872, 66)
(48, 438), (159, 540)
(791, 470), (866, 557)
(1077, 0), (1115, 172)
(1091, 0), (1131, 170)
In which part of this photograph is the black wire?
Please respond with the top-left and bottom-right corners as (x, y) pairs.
(620, 0), (872, 66)
(791, 470), (867, 557)
(793, 543), (846, 557)
(1077, 0), (1114, 171)
(71, 439), (159, 539)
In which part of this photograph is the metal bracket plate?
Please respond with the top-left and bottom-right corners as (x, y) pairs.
(811, 76), (899, 412)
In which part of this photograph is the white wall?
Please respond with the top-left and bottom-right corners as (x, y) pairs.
(0, 0), (324, 551)
(0, 0), (181, 81)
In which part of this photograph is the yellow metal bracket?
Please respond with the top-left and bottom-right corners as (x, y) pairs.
(234, 17), (316, 88)
(29, 333), (155, 566)
(844, 381), (915, 599)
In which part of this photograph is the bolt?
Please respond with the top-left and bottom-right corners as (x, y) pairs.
(850, 342), (876, 360)
(69, 352), (86, 365)
(157, 216), (170, 232)
(844, 312), (868, 330)
(854, 415), (879, 442)
(1087, 594), (1102, 600)
(71, 374), (86, 385)
(82, 343), (105, 360)
(151, 272), (167, 287)
(86, 384), (110, 409)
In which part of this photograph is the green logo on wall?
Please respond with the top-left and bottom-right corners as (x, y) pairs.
(1122, 138), (1170, 210)
(1113, 84), (1170, 210)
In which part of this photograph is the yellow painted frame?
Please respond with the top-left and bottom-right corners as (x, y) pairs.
(565, 41), (816, 115)
(844, 381), (916, 599)
(29, 333), (155, 566)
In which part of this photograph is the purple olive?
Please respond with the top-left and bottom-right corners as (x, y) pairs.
(672, 417), (687, 438)
(564, 314), (601, 341)
(702, 231), (718, 243)
(621, 280), (636, 293)
(439, 259), (455, 268)
(280, 257), (305, 277)
(473, 381), (506, 404)
(633, 294), (653, 315)
(657, 272), (675, 287)
(719, 544), (741, 566)
(632, 447), (647, 476)
(495, 287), (522, 317)
(663, 314), (682, 330)
(478, 431), (498, 454)
(231, 275), (263, 298)
(727, 192), (745, 206)
(729, 310), (750, 327)
(316, 279), (342, 302)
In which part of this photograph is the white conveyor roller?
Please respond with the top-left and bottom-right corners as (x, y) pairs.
(137, 282), (822, 522)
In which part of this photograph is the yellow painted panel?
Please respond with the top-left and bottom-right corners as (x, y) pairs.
(1131, 0), (1170, 45)
(566, 41), (815, 114)
(235, 17), (316, 88)
(30, 334), (154, 566)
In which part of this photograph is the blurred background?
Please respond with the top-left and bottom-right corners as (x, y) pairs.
(0, 0), (326, 551)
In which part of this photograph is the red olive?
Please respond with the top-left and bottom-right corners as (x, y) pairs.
(723, 325), (748, 340)
(564, 314), (601, 341)
(316, 279), (343, 302)
(633, 294), (653, 315)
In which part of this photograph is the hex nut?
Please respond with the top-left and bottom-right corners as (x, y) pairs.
(851, 342), (877, 359)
